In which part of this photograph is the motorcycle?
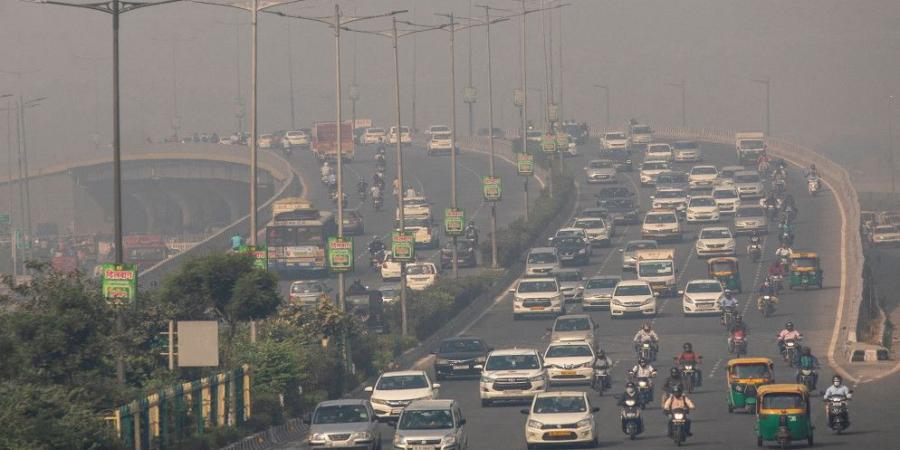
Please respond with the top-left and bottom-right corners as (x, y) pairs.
(369, 248), (385, 271)
(591, 363), (611, 395)
(634, 376), (653, 405)
(620, 398), (644, 440)
(808, 177), (820, 196)
(773, 179), (786, 194)
(765, 203), (779, 219)
(668, 408), (690, 446)
(679, 363), (699, 393)
(729, 330), (748, 357)
(797, 368), (817, 391)
(823, 393), (851, 434)
(721, 306), (737, 328)
(464, 226), (479, 247)
(779, 229), (794, 247)
(373, 196), (383, 211)
(358, 184), (368, 201)
(782, 337), (802, 367)
(758, 295), (776, 317)
(767, 274), (784, 292)
(638, 341), (657, 362)
(748, 242), (762, 262)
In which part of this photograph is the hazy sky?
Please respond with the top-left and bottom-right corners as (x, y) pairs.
(1, 0), (899, 173)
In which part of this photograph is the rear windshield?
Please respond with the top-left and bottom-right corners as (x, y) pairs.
(737, 207), (764, 217)
(585, 278), (619, 289)
(645, 213), (677, 224)
(554, 317), (591, 331)
(686, 282), (722, 293)
(546, 345), (593, 358)
(439, 339), (486, 353)
(485, 354), (540, 371)
(528, 252), (558, 264)
(615, 284), (652, 296)
(735, 173), (760, 183)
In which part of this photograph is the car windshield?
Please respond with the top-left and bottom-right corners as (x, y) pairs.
(740, 139), (765, 149)
(554, 271), (583, 282)
(686, 282), (723, 293)
(606, 133), (626, 140)
(291, 283), (323, 294)
(376, 375), (429, 390)
(518, 281), (558, 293)
(762, 393), (805, 410)
(646, 214), (676, 224)
(713, 189), (737, 199)
(589, 160), (613, 169)
(580, 209), (607, 218)
(655, 190), (685, 199)
(615, 284), (652, 296)
(657, 174), (688, 184)
(642, 162), (668, 170)
(574, 219), (605, 229)
(673, 141), (698, 150)
(368, 128), (385, 134)
(431, 126), (450, 133)
(586, 278), (619, 289)
(398, 409), (454, 430)
(380, 288), (398, 297)
(557, 237), (584, 248)
(791, 257), (817, 269)
(691, 198), (717, 207)
(556, 230), (583, 238)
(632, 126), (651, 134)
(692, 167), (717, 175)
(605, 198), (634, 208)
(737, 207), (764, 218)
(528, 252), (557, 264)
(432, 132), (452, 139)
(485, 354), (540, 370)
(732, 364), (770, 379)
(626, 242), (657, 252)
(700, 229), (732, 239)
(554, 317), (591, 331)
(439, 339), (485, 353)
(875, 226), (898, 233)
(313, 405), (370, 424)
(546, 345), (593, 358)
(735, 173), (760, 183)
(532, 396), (587, 414)
(710, 260), (736, 273)
(407, 264), (435, 275)
(648, 145), (670, 153)
(639, 261), (673, 276)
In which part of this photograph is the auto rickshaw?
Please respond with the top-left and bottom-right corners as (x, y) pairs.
(726, 358), (774, 414)
(708, 257), (742, 293)
(788, 252), (823, 289)
(755, 384), (813, 448)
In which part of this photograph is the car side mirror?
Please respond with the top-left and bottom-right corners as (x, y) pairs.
(543, 363), (552, 369)
(618, 248), (624, 253)
(508, 288), (516, 293)
(432, 383), (441, 389)
(459, 418), (467, 426)
(677, 290), (685, 296)
(649, 196), (655, 200)
(364, 386), (373, 393)
(520, 408), (530, 415)
(591, 406), (600, 413)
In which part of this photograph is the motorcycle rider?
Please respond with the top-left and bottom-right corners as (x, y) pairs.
(728, 314), (749, 353)
(675, 343), (703, 386)
(663, 385), (695, 437)
(748, 230), (763, 256)
(357, 178), (369, 197)
(321, 161), (332, 178)
(718, 290), (739, 324)
(823, 375), (851, 416)
(662, 367), (684, 402)
(618, 381), (645, 410)
(368, 235), (386, 257)
(777, 321), (802, 355)
(769, 258), (787, 278)
(775, 242), (793, 263)
(594, 349), (613, 389)
(806, 163), (818, 179)
(633, 322), (659, 359)
(405, 185), (417, 198)
(757, 153), (771, 174)
(630, 358), (657, 380)
(464, 221), (479, 245)
(797, 347), (820, 389)
(757, 279), (779, 312)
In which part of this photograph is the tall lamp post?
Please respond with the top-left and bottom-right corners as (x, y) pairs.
(216, 19), (249, 135)
(593, 83), (610, 130)
(152, 35), (196, 141)
(667, 79), (686, 128)
(751, 77), (771, 136)
(890, 95), (896, 195)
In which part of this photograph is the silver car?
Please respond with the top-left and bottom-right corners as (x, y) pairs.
(734, 205), (769, 234)
(393, 399), (468, 450)
(525, 247), (560, 277)
(582, 275), (621, 310)
(551, 268), (585, 302)
(550, 314), (597, 345)
(306, 399), (381, 450)
(620, 239), (658, 271)
(584, 159), (618, 184)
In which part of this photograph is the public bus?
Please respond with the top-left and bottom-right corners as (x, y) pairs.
(266, 198), (336, 275)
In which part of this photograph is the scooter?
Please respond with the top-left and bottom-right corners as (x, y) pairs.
(823, 393), (851, 434)
(721, 306), (737, 328)
(679, 362), (699, 393)
(748, 242), (762, 262)
(638, 341), (657, 363)
(668, 408), (690, 446)
(758, 295), (776, 317)
(591, 363), (611, 395)
(808, 177), (820, 196)
(620, 398), (644, 440)
(729, 330), (748, 357)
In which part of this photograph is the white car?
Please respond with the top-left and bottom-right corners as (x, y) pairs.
(406, 262), (438, 290)
(427, 132), (453, 154)
(400, 195), (431, 220)
(601, 131), (629, 150)
(364, 370), (440, 422)
(511, 277), (565, 319)
(525, 247), (560, 277)
(685, 196), (721, 223)
(380, 251), (403, 281)
(258, 134), (275, 149)
(427, 124), (451, 135)
(689, 165), (719, 190)
(734, 205), (769, 234)
(672, 140), (702, 162)
(695, 226), (736, 257)
(716, 165), (746, 186)
(523, 392), (599, 448)
(645, 143), (673, 161)
(712, 186), (741, 214)
(363, 127), (387, 144)
(389, 126), (412, 145)
(284, 130), (310, 147)
(543, 341), (595, 385)
(641, 209), (683, 242)
(571, 217), (611, 247)
(680, 279), (725, 315)
(610, 279), (657, 317)
(480, 348), (547, 406)
(870, 224), (900, 246)
(629, 123), (652, 145)
(584, 159), (617, 184)
(640, 160), (671, 185)
(733, 170), (764, 198)
(651, 187), (689, 213)
(404, 218), (438, 249)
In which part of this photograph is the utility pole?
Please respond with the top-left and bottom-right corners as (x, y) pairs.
(216, 20), (248, 135)
(350, 12), (359, 136)
(557, 5), (563, 121)
(153, 35), (195, 141)
(752, 77), (771, 136)
(666, 80), (686, 128)
(593, 84), (610, 130)
(435, 12), (461, 280)
(287, 21), (296, 130)
(890, 95), (896, 195)
(465, 0), (475, 137)
(2, 95), (14, 277)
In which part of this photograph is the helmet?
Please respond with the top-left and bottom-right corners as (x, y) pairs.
(734, 314), (743, 323)
(597, 349), (606, 358)
(683, 343), (692, 352)
(724, 290), (734, 297)
(625, 382), (636, 393)
(642, 322), (652, 331)
(802, 347), (811, 356)
(672, 385), (683, 396)
(670, 367), (680, 377)
(832, 375), (842, 385)
(639, 358), (648, 367)
(785, 321), (794, 331)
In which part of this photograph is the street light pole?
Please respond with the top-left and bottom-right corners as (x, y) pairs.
(593, 84), (610, 130)
(436, 12), (460, 280)
(466, 0), (475, 137)
(287, 21), (296, 130)
(667, 80), (686, 128)
(752, 77), (771, 136)
(890, 95), (896, 195)
(153, 35), (195, 141)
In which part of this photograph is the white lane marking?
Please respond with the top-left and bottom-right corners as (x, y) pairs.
(459, 145), (547, 189)
(707, 357), (724, 379)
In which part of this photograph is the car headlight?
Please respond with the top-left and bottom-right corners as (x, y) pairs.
(725, 241), (736, 248)
(370, 397), (386, 405)
(309, 432), (327, 442)
(527, 419), (544, 429)
(578, 248), (587, 254)
(353, 431), (374, 441)
(576, 418), (593, 428)
(576, 361), (592, 368)
(435, 358), (450, 365)
(393, 434), (405, 445)
(480, 374), (494, 383)
(684, 295), (694, 304)
(442, 434), (457, 445)
(642, 297), (655, 305)
(612, 298), (623, 306)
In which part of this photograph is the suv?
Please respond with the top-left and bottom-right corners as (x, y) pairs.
(712, 186), (741, 214)
(553, 235), (591, 266)
(610, 279), (658, 317)
(432, 336), (491, 380)
(394, 400), (468, 450)
(364, 370), (440, 422)
(550, 313), (597, 345)
(440, 241), (477, 269)
(525, 247), (560, 277)
(479, 348), (547, 406)
(641, 209), (683, 242)
(646, 143), (673, 161)
(511, 277), (565, 319)
(306, 399), (381, 450)
(601, 131), (629, 150)
(733, 170), (764, 198)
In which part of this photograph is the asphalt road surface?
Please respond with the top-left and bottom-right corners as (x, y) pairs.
(278, 138), (900, 449)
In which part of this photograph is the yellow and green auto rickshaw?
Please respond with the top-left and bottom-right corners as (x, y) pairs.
(708, 257), (742, 293)
(788, 252), (823, 289)
(726, 358), (774, 414)
(755, 384), (813, 448)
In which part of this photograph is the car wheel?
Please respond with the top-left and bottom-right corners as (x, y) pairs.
(481, 399), (492, 407)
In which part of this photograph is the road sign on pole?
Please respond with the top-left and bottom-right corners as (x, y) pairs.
(444, 208), (465, 236)
(101, 263), (138, 304)
(391, 231), (415, 262)
(513, 88), (524, 107)
(327, 237), (354, 272)
(483, 176), (502, 202)
(541, 133), (556, 153)
(517, 154), (535, 175)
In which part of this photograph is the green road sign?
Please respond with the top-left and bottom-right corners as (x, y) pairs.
(444, 208), (465, 237)
(541, 134), (556, 153)
(556, 132), (569, 147)
(517, 153), (534, 175)
(483, 176), (502, 202)
(101, 263), (138, 304)
(15, 229), (29, 249)
(391, 231), (416, 262)
(237, 245), (268, 270)
(327, 237), (354, 272)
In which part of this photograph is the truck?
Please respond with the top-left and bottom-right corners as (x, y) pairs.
(735, 132), (767, 164)
(124, 235), (169, 270)
(313, 121), (355, 162)
(635, 248), (676, 296)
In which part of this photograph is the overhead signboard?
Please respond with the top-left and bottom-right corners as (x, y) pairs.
(482, 176), (502, 202)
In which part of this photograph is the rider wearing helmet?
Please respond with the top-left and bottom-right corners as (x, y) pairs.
(633, 322), (660, 359)
(594, 349), (613, 389)
(630, 358), (657, 379)
(618, 381), (645, 410)
(797, 347), (820, 388)
(663, 366), (684, 399)
(777, 321), (802, 354)
(718, 291), (739, 325)
(823, 375), (851, 416)
(663, 385), (695, 437)
(675, 343), (703, 386)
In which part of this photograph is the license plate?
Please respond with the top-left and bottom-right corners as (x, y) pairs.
(530, 306), (545, 310)
(505, 390), (523, 395)
(412, 446), (433, 450)
(560, 370), (577, 375)
(548, 431), (570, 437)
(452, 365), (469, 370)
(391, 408), (403, 415)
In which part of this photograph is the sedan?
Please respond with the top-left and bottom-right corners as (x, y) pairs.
(582, 275), (620, 310)
(543, 342), (596, 386)
(521, 392), (599, 448)
(695, 226), (737, 257)
(734, 205), (769, 234)
(870, 224), (900, 246)
(689, 165), (719, 190)
(584, 159), (617, 184)
(685, 196), (721, 223)
(306, 399), (381, 450)
(572, 217), (611, 247)
(364, 371), (440, 422)
(432, 336), (490, 380)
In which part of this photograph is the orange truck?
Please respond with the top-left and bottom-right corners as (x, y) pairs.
(312, 121), (355, 162)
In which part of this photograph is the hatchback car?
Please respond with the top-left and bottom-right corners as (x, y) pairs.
(550, 314), (597, 344)
(306, 399), (380, 450)
(571, 217), (611, 247)
(695, 226), (737, 257)
(582, 275), (620, 310)
(479, 348), (547, 406)
(406, 262), (438, 291)
(712, 186), (741, 214)
(686, 196), (721, 223)
(689, 165), (719, 190)
(640, 160), (671, 185)
(672, 140), (702, 162)
(433, 336), (491, 380)
(584, 159), (617, 184)
(394, 400), (468, 450)
(680, 279), (725, 315)
(521, 391), (599, 448)
(380, 251), (403, 281)
(289, 280), (331, 308)
(365, 371), (440, 422)
(646, 143), (673, 161)
(543, 341), (596, 386)
(610, 280), (657, 317)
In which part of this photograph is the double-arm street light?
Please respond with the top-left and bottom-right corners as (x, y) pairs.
(152, 35), (196, 141)
(593, 83), (610, 130)
(667, 79), (686, 128)
(751, 77), (771, 136)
